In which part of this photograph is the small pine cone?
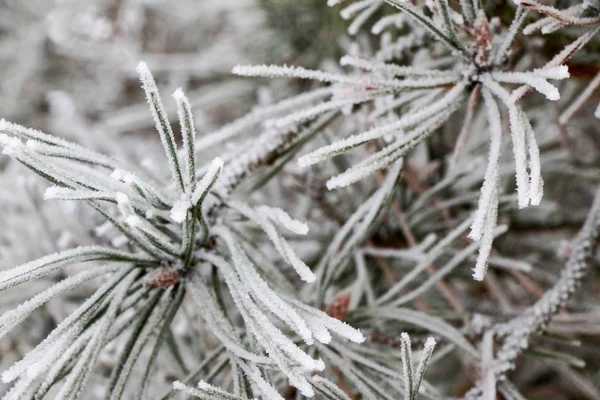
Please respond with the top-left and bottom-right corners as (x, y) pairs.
(325, 291), (351, 320)
(144, 267), (181, 288)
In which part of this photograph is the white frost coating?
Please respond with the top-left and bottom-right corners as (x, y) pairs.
(115, 192), (136, 221)
(23, 334), (75, 380)
(472, 189), (499, 281)
(481, 331), (496, 400)
(137, 61), (185, 194)
(229, 203), (316, 282)
(340, 55), (454, 77)
(257, 206), (309, 235)
(423, 337), (436, 352)
(325, 157), (390, 190)
(508, 28), (599, 104)
(24, 140), (42, 150)
(324, 108), (453, 190)
(53, 273), (136, 400)
(340, 0), (375, 19)
(122, 172), (136, 184)
(3, 302), (94, 383)
(170, 157), (223, 222)
(491, 71), (562, 101)
(289, 299), (365, 343)
(304, 316), (333, 344)
(203, 251), (319, 377)
(298, 82), (466, 167)
(347, 1), (380, 35)
(533, 65), (569, 80)
(523, 15), (555, 35)
(233, 64), (447, 91)
(1, 136), (23, 156)
(190, 157), (223, 205)
(0, 247), (132, 292)
(172, 87), (185, 102)
(196, 381), (211, 390)
(43, 187), (114, 201)
(186, 273), (275, 365)
(262, 222), (316, 283)
(521, 78), (560, 100)
(125, 215), (142, 228)
(267, 93), (377, 130)
(115, 192), (129, 204)
(169, 199), (191, 223)
(172, 86), (197, 192)
(125, 212), (179, 255)
(0, 266), (115, 341)
(43, 186), (61, 200)
(469, 89), (502, 241)
(400, 332), (413, 400)
(111, 235), (128, 248)
(0, 133), (11, 146)
(524, 114), (544, 206)
(414, 336), (436, 397)
(491, 66), (569, 102)
(223, 266), (321, 375)
(201, 239), (314, 346)
(233, 64), (356, 84)
(481, 75), (530, 208)
(311, 376), (353, 400)
(110, 169), (125, 181)
(238, 364), (286, 400)
(398, 332), (437, 400)
(198, 88), (332, 149)
(493, 7), (528, 65)
(172, 381), (211, 399)
(175, 379), (246, 400)
(400, 331), (411, 343)
(371, 13), (406, 34)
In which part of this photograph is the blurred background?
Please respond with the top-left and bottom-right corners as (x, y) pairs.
(1, 1), (600, 399)
(0, 0), (342, 131)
